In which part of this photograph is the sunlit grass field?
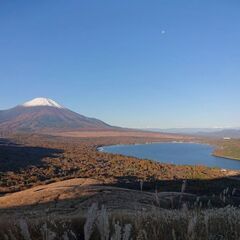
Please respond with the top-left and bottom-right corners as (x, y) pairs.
(213, 139), (240, 161)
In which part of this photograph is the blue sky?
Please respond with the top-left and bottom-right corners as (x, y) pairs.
(0, 0), (240, 128)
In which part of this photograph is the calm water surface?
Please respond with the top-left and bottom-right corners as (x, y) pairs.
(101, 142), (240, 170)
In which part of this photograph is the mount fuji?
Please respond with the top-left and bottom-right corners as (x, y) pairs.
(0, 98), (113, 134)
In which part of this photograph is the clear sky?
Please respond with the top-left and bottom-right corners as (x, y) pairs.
(0, 0), (240, 128)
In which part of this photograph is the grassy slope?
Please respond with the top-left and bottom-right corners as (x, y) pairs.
(212, 139), (240, 160)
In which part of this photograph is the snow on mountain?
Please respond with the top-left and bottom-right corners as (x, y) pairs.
(22, 98), (64, 109)
(0, 97), (113, 134)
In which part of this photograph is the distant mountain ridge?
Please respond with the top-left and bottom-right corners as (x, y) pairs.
(196, 129), (240, 138)
(143, 128), (240, 138)
(0, 98), (113, 134)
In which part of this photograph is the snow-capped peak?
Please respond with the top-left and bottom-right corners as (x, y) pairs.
(22, 97), (64, 108)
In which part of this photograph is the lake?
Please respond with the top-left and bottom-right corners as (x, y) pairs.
(100, 142), (240, 170)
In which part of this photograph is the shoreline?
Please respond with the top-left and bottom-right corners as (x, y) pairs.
(97, 141), (240, 170)
(97, 140), (207, 150)
(212, 153), (240, 161)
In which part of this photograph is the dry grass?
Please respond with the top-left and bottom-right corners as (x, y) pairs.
(0, 178), (240, 239)
(49, 130), (187, 139)
(1, 205), (240, 240)
(0, 178), (190, 214)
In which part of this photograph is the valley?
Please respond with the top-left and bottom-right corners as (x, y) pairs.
(0, 133), (239, 195)
(1, 132), (240, 239)
(0, 98), (240, 239)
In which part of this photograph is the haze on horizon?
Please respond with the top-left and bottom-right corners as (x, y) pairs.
(1, 1), (240, 129)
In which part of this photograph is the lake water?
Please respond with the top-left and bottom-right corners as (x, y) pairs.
(101, 142), (240, 170)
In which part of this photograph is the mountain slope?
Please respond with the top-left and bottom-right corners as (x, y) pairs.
(0, 98), (113, 133)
